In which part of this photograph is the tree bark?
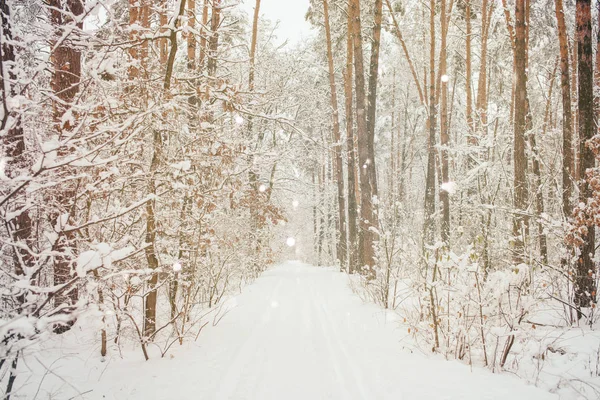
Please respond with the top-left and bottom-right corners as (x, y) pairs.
(465, 0), (475, 151)
(476, 0), (491, 134)
(207, 0), (221, 77)
(199, 0), (209, 71)
(575, 0), (596, 316)
(323, 0), (348, 268)
(423, 0), (437, 246)
(439, 0), (450, 245)
(512, 0), (529, 265)
(49, 0), (85, 319)
(385, 0), (424, 106)
(160, 0), (168, 64)
(144, 0), (187, 337)
(187, 0), (196, 70)
(555, 0), (574, 219)
(350, 0), (378, 276)
(344, 2), (359, 274)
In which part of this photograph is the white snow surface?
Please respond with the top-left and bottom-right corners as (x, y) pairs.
(15, 262), (557, 399)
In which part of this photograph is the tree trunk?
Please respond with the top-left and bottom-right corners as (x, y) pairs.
(530, 61), (558, 266)
(160, 0), (168, 64)
(187, 0), (196, 70)
(385, 0), (424, 106)
(49, 0), (85, 321)
(344, 3), (359, 274)
(249, 0), (261, 92)
(423, 0), (437, 246)
(144, 0), (187, 337)
(323, 0), (348, 268)
(476, 0), (490, 134)
(512, 0), (529, 265)
(439, 0), (450, 245)
(350, 0), (378, 276)
(465, 0), (475, 151)
(207, 0), (221, 77)
(555, 0), (574, 219)
(575, 0), (596, 316)
(199, 0), (209, 71)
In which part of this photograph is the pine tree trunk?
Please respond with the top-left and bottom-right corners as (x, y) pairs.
(512, 0), (529, 265)
(323, 0), (348, 268)
(423, 0), (437, 247)
(207, 0), (221, 77)
(439, 0), (450, 245)
(350, 0), (378, 276)
(199, 0), (209, 71)
(555, 0), (574, 219)
(575, 0), (596, 316)
(187, 0), (196, 70)
(476, 0), (490, 135)
(144, 0), (187, 337)
(160, 0), (168, 64)
(465, 0), (475, 151)
(344, 3), (359, 274)
(385, 0), (424, 106)
(49, 0), (85, 322)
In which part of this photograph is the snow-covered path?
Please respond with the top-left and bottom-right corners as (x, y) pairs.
(96, 261), (556, 399)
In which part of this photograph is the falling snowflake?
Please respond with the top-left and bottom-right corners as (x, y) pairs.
(441, 181), (457, 195)
(173, 262), (182, 272)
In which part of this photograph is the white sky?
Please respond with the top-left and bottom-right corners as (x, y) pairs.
(240, 0), (314, 46)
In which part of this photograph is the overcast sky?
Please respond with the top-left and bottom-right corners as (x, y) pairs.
(239, 0), (314, 46)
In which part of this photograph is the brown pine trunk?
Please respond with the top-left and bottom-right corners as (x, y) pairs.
(439, 0), (450, 244)
(187, 0), (196, 70)
(160, 1), (168, 64)
(385, 0), (424, 106)
(465, 0), (474, 149)
(199, 0), (209, 71)
(572, 38), (579, 179)
(476, 0), (490, 134)
(246, 0), (261, 267)
(344, 3), (359, 274)
(595, 0), (600, 125)
(144, 0), (187, 337)
(207, 0), (221, 77)
(249, 0), (260, 91)
(530, 62), (558, 266)
(49, 0), (85, 319)
(512, 0), (529, 264)
(350, 0), (378, 276)
(323, 0), (348, 268)
(575, 0), (596, 316)
(423, 0), (437, 246)
(555, 0), (574, 219)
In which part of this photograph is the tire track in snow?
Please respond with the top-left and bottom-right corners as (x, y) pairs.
(310, 286), (372, 400)
(212, 276), (284, 399)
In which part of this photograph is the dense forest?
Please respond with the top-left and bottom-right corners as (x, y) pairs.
(1, 0), (600, 398)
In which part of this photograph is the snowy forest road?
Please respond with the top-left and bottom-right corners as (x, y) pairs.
(97, 262), (556, 399)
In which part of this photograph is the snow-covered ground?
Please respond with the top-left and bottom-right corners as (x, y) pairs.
(11, 261), (557, 399)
